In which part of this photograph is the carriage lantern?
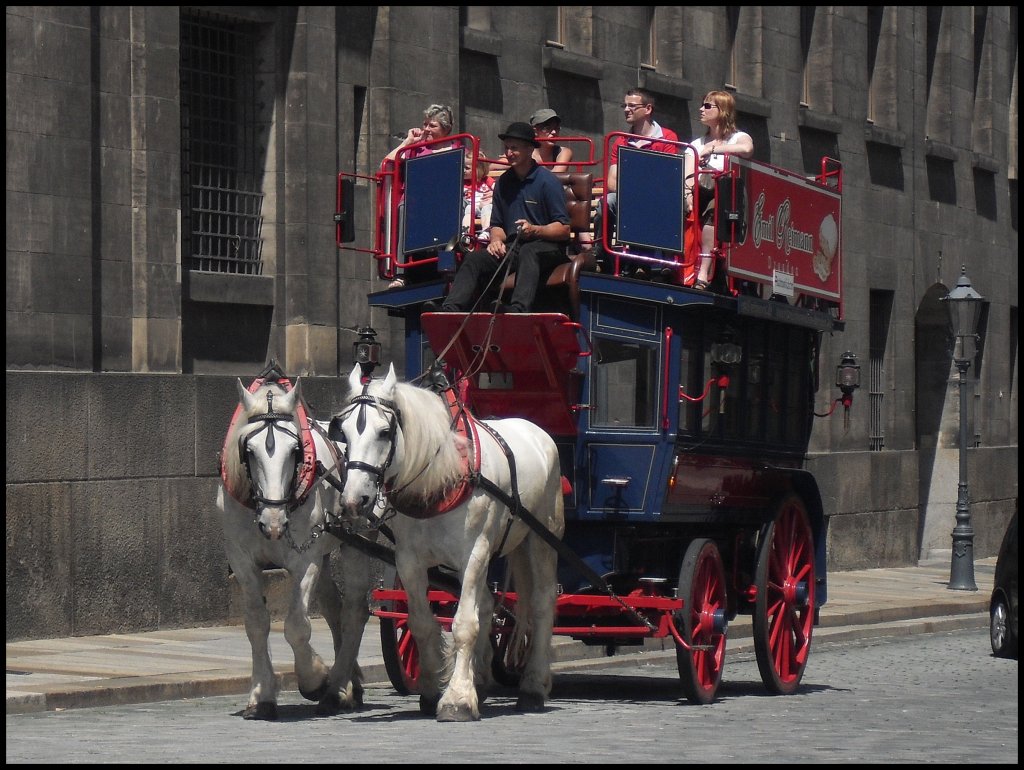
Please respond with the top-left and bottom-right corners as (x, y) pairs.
(835, 351), (860, 407)
(710, 327), (742, 367)
(353, 326), (381, 380)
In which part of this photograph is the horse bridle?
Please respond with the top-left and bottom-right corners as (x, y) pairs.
(238, 390), (304, 510)
(331, 387), (403, 489)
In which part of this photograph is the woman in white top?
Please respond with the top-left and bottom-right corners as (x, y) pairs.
(684, 91), (754, 290)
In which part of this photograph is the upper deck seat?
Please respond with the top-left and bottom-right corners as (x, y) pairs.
(499, 172), (595, 319)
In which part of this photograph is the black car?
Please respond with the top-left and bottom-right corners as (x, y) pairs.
(989, 506), (1018, 658)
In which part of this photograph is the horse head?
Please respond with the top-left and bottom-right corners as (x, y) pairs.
(234, 377), (305, 540)
(332, 363), (404, 521)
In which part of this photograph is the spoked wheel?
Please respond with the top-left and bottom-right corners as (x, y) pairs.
(675, 538), (728, 705)
(490, 606), (522, 687)
(379, 572), (420, 696)
(753, 494), (816, 694)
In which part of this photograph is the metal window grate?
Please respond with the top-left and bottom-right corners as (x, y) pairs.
(868, 357), (885, 451)
(180, 13), (264, 274)
(868, 290), (893, 451)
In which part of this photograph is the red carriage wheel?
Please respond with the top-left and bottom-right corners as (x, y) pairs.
(675, 538), (728, 704)
(379, 572), (420, 696)
(753, 494), (816, 694)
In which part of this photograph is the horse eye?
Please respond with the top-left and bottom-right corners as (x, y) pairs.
(378, 427), (392, 441)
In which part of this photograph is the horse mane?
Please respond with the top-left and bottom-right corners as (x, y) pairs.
(383, 381), (466, 502)
(221, 381), (294, 504)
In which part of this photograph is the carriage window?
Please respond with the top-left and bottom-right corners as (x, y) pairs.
(593, 339), (657, 428)
(678, 337), (701, 434)
(677, 316), (815, 451)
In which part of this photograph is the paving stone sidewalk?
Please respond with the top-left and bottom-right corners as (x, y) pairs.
(6, 557), (996, 714)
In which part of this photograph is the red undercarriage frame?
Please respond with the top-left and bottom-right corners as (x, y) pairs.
(372, 587), (694, 647)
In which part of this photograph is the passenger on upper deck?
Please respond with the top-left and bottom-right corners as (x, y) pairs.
(529, 108), (573, 173)
(462, 155), (494, 244)
(384, 103), (457, 163)
(384, 104), (458, 289)
(685, 90), (754, 291)
(594, 88), (679, 274)
(427, 122), (570, 314)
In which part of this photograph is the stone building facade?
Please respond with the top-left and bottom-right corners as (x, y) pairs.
(6, 6), (1018, 639)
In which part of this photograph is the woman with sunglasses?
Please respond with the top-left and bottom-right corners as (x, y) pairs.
(529, 108), (573, 173)
(685, 90), (754, 290)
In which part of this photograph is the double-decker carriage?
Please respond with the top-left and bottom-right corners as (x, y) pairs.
(337, 132), (854, 704)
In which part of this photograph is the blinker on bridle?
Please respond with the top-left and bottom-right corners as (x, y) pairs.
(240, 390), (303, 508)
(333, 384), (402, 487)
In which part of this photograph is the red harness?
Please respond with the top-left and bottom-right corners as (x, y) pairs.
(392, 387), (483, 520)
(386, 382), (572, 519)
(220, 376), (326, 509)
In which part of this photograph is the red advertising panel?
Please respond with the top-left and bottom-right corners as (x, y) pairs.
(724, 158), (842, 309)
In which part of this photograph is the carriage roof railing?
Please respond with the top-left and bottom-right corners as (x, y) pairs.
(336, 133), (481, 278)
(338, 131), (844, 319)
(596, 132), (703, 277)
(338, 134), (600, 281)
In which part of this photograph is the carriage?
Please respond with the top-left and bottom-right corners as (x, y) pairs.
(335, 131), (856, 707)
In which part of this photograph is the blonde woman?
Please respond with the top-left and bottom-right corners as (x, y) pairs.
(684, 91), (753, 290)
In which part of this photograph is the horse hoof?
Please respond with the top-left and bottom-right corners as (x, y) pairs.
(418, 694), (440, 717)
(299, 678), (330, 703)
(515, 692), (546, 713)
(437, 703), (479, 722)
(315, 692), (344, 716)
(243, 702), (278, 720)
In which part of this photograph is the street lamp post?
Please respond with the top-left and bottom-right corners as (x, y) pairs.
(942, 267), (984, 591)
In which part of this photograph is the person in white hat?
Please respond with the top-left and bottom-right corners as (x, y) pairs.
(529, 108), (573, 173)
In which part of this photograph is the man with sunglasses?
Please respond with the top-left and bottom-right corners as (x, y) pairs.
(595, 88), (679, 275)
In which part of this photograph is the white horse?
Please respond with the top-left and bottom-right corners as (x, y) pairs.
(218, 376), (375, 719)
(333, 363), (565, 721)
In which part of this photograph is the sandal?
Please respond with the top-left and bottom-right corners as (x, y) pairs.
(693, 279), (710, 291)
(387, 277), (405, 290)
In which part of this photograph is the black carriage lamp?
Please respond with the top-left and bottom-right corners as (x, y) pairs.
(710, 327), (743, 367)
(680, 334), (740, 405)
(835, 351), (861, 406)
(353, 326), (382, 382)
(814, 351), (860, 427)
(942, 266), (984, 592)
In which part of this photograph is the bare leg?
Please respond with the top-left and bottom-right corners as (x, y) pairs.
(696, 224), (716, 285)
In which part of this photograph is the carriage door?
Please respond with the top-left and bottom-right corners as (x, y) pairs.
(578, 294), (678, 520)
